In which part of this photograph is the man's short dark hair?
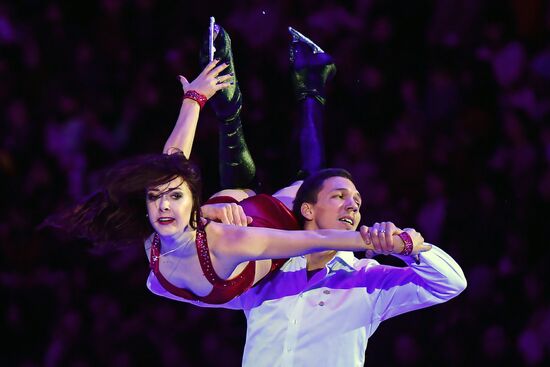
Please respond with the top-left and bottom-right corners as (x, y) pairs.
(292, 168), (353, 227)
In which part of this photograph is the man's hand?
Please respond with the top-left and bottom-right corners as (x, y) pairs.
(201, 203), (252, 226)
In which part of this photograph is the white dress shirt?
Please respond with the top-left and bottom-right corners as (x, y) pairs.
(147, 244), (466, 366)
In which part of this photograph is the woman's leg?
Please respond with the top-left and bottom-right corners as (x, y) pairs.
(289, 30), (336, 177)
(270, 32), (336, 210)
(209, 188), (256, 201)
(272, 180), (303, 210)
(199, 25), (258, 190)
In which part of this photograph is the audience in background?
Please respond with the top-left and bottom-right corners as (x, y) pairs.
(1, 1), (549, 366)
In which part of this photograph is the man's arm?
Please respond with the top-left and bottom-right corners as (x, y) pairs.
(361, 244), (467, 323)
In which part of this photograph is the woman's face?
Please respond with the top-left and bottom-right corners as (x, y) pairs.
(146, 176), (194, 238)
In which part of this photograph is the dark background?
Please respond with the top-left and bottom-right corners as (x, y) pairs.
(2, 0), (549, 366)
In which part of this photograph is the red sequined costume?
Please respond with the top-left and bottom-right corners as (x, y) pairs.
(149, 194), (300, 304)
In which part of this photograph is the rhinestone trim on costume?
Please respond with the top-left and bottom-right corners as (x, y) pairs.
(183, 90), (207, 109)
(147, 194), (294, 304)
(398, 231), (414, 256)
(195, 220), (249, 287)
(150, 220), (253, 290)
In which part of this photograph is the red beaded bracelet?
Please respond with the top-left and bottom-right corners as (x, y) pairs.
(183, 90), (208, 110)
(397, 231), (414, 256)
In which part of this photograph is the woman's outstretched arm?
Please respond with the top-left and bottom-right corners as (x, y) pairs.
(208, 223), (431, 265)
(163, 59), (232, 157)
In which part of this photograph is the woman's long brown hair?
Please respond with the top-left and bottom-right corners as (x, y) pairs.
(44, 152), (202, 249)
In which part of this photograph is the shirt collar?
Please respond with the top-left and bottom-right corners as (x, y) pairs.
(327, 251), (356, 271)
(295, 251), (357, 271)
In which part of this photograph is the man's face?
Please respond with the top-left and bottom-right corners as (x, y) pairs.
(303, 176), (362, 231)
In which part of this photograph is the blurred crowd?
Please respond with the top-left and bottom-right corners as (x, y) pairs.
(2, 0), (549, 366)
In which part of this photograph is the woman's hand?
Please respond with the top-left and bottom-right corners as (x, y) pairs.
(365, 221), (400, 255)
(201, 203), (253, 226)
(360, 224), (431, 257)
(179, 59), (233, 100)
(400, 228), (428, 254)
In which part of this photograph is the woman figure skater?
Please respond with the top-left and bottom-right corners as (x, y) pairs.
(47, 29), (427, 306)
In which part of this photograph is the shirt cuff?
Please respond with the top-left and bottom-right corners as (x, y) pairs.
(393, 252), (422, 265)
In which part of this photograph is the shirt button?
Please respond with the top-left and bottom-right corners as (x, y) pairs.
(318, 301), (325, 306)
(323, 290), (330, 294)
